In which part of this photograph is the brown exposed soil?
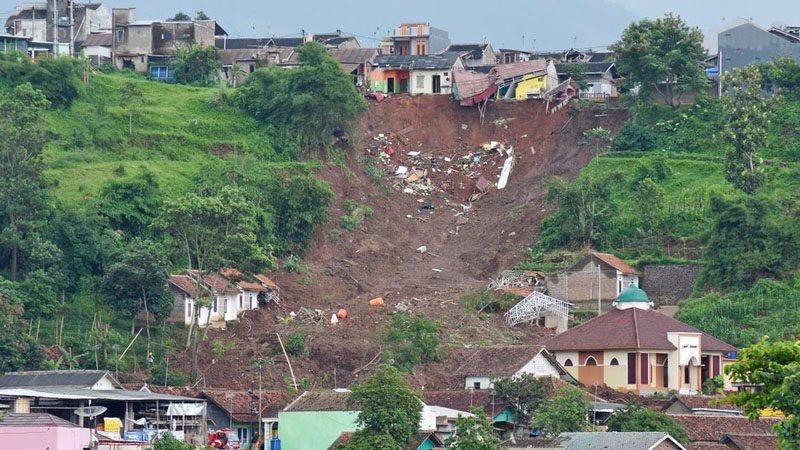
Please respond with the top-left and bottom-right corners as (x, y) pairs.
(168, 96), (627, 393)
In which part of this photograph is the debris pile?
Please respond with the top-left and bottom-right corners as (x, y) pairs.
(365, 133), (517, 209)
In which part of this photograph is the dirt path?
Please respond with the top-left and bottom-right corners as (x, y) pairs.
(172, 97), (626, 392)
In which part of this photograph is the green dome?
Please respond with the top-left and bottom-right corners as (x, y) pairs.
(616, 283), (650, 302)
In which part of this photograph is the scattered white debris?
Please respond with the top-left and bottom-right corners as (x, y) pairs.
(432, 268), (443, 272)
(416, 245), (427, 254)
(497, 148), (514, 190)
(396, 166), (409, 175)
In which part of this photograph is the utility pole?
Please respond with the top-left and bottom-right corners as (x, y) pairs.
(52, 0), (58, 53)
(69, 1), (74, 56)
(597, 264), (602, 316)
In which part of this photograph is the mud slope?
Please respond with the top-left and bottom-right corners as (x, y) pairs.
(176, 97), (626, 391)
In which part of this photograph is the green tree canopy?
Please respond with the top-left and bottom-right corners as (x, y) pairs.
(0, 83), (51, 281)
(173, 45), (222, 86)
(103, 238), (171, 320)
(166, 12), (191, 21)
(194, 10), (211, 20)
(347, 365), (422, 446)
(492, 374), (553, 430)
(384, 312), (441, 372)
(726, 338), (800, 448)
(610, 14), (706, 106)
(606, 403), (689, 444)
(95, 172), (162, 237)
(563, 62), (589, 91)
(531, 385), (590, 436)
(0, 279), (44, 372)
(445, 407), (502, 450)
(721, 65), (773, 194)
(237, 41), (368, 148)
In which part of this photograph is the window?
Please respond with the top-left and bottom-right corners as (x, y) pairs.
(239, 295), (243, 309)
(610, 358), (619, 366)
(627, 353), (636, 384)
(416, 75), (424, 89)
(116, 29), (125, 43)
(684, 366), (690, 384)
(640, 353), (649, 385)
(212, 298), (218, 313)
(505, 53), (515, 64)
(186, 300), (192, 318)
(564, 358), (573, 367)
(473, 381), (481, 389)
(237, 427), (249, 444)
(585, 356), (598, 366)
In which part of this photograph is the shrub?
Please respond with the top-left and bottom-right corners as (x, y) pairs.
(211, 338), (236, 355)
(461, 288), (519, 313)
(384, 312), (440, 371)
(613, 120), (657, 151)
(283, 255), (306, 273)
(285, 331), (310, 357)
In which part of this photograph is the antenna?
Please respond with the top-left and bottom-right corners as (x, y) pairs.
(75, 406), (107, 418)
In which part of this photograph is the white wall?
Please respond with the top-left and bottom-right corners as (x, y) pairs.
(409, 69), (454, 95)
(514, 352), (562, 379)
(464, 376), (492, 390)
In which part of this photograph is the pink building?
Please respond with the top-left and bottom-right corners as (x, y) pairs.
(0, 413), (91, 450)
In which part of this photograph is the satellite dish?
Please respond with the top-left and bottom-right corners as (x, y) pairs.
(74, 406), (107, 418)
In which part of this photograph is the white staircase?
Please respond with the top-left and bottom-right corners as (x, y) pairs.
(505, 291), (573, 327)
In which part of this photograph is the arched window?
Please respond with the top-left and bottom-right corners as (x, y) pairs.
(585, 356), (598, 366)
(610, 358), (619, 366)
(564, 358), (573, 367)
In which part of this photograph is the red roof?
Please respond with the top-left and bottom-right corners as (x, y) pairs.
(670, 415), (780, 444)
(544, 307), (736, 352)
(82, 32), (112, 47)
(254, 274), (279, 291)
(221, 268), (269, 292)
(453, 69), (498, 105)
(591, 252), (641, 275)
(201, 389), (288, 422)
(492, 59), (548, 81)
(722, 434), (779, 450)
(168, 275), (204, 297)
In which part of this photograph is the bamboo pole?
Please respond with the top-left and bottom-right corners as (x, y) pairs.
(276, 333), (298, 391)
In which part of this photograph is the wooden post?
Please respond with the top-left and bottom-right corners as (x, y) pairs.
(276, 333), (298, 391)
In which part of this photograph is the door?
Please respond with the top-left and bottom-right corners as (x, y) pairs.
(387, 77), (395, 93)
(432, 75), (441, 94)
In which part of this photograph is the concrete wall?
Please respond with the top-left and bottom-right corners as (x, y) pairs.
(514, 74), (548, 99)
(428, 27), (450, 54)
(410, 68), (454, 95)
(719, 23), (800, 73)
(642, 264), (701, 306)
(546, 257), (619, 305)
(465, 376), (491, 390)
(370, 69), (410, 93)
(11, 19), (48, 42)
(277, 411), (358, 450)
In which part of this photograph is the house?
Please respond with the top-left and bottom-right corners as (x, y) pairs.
(492, 59), (558, 100)
(555, 62), (620, 98)
(200, 389), (288, 449)
(111, 7), (227, 77)
(370, 53), (463, 95)
(380, 22), (450, 56)
(443, 43), (496, 67)
(81, 32), (112, 63)
(670, 415), (780, 449)
(499, 48), (533, 64)
(0, 370), (207, 443)
(278, 390), (360, 450)
(0, 33), (30, 54)
(0, 413), (92, 450)
(453, 345), (570, 390)
(663, 395), (742, 416)
(544, 284), (737, 395)
(546, 252), (641, 308)
(216, 31), (359, 51)
(329, 47), (379, 85)
(718, 22), (800, 74)
(423, 389), (514, 439)
(5, 2), (111, 54)
(280, 390), (464, 449)
(553, 431), (686, 450)
(452, 69), (498, 106)
(328, 430), (443, 450)
(167, 270), (279, 328)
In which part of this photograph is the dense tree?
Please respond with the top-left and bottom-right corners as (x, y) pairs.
(538, 174), (619, 250)
(384, 312), (441, 372)
(610, 14), (706, 107)
(0, 53), (83, 108)
(606, 403), (689, 444)
(268, 174), (334, 253)
(103, 239), (172, 349)
(0, 279), (44, 372)
(237, 41), (368, 148)
(445, 407), (502, 450)
(492, 374), (553, 431)
(721, 65), (772, 194)
(347, 365), (422, 447)
(152, 187), (273, 379)
(702, 193), (799, 290)
(172, 45), (222, 86)
(334, 433), (401, 450)
(726, 338), (800, 448)
(194, 11), (210, 20)
(0, 83), (50, 281)
(166, 12), (191, 21)
(95, 172), (162, 237)
(763, 56), (800, 97)
(563, 62), (589, 91)
(531, 385), (590, 436)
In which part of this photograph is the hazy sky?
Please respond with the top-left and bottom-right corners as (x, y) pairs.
(9, 0), (798, 51)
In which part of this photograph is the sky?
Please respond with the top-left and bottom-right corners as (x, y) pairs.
(9, 0), (798, 51)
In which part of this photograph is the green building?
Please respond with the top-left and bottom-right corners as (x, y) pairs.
(0, 34), (30, 54)
(278, 391), (359, 450)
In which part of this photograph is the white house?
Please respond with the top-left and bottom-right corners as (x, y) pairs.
(453, 345), (571, 390)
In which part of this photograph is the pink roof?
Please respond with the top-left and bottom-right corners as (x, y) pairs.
(591, 252), (641, 275)
(492, 59), (548, 81)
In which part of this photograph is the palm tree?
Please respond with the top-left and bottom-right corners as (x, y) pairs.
(229, 62), (246, 88)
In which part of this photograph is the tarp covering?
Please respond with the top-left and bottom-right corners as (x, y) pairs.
(166, 403), (205, 416)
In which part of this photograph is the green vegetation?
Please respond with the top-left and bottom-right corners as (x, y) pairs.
(492, 374), (554, 430)
(0, 53), (83, 108)
(285, 331), (310, 358)
(172, 45), (222, 86)
(726, 338), (800, 448)
(606, 403), (689, 444)
(445, 407), (502, 450)
(384, 312), (441, 371)
(211, 338), (236, 355)
(677, 278), (800, 348)
(530, 385), (590, 436)
(461, 288), (519, 313)
(344, 365), (422, 449)
(341, 199), (374, 231)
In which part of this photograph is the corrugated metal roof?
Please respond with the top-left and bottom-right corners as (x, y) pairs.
(373, 53), (461, 70)
(493, 59), (548, 81)
(557, 432), (686, 450)
(0, 387), (204, 402)
(0, 370), (117, 389)
(82, 33), (112, 47)
(0, 413), (79, 428)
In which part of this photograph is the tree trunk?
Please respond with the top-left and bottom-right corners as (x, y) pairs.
(10, 245), (17, 281)
(141, 287), (151, 355)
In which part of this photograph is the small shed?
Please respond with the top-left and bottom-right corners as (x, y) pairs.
(0, 413), (91, 450)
